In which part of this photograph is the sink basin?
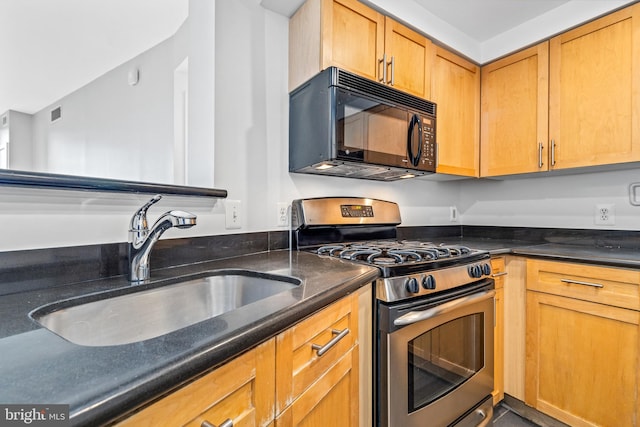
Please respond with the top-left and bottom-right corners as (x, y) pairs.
(31, 270), (301, 346)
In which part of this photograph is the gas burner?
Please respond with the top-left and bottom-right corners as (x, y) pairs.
(314, 240), (475, 268)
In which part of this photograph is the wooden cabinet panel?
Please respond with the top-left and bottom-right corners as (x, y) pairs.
(275, 347), (358, 427)
(383, 17), (432, 99)
(502, 256), (526, 401)
(116, 339), (275, 427)
(432, 47), (480, 177)
(289, 0), (432, 99)
(527, 258), (640, 310)
(320, 0), (385, 83)
(290, 0), (384, 91)
(526, 291), (640, 427)
(275, 292), (358, 414)
(526, 258), (640, 426)
(549, 3), (640, 169)
(480, 42), (549, 177)
(490, 257), (506, 405)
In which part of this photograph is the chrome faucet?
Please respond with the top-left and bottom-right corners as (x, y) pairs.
(128, 195), (197, 283)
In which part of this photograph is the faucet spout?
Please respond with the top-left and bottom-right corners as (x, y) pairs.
(128, 196), (197, 283)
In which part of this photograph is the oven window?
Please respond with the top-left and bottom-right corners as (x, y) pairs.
(407, 313), (485, 412)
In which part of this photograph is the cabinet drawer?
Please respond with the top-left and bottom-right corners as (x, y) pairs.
(117, 339), (275, 427)
(526, 259), (640, 310)
(491, 256), (507, 289)
(275, 293), (358, 414)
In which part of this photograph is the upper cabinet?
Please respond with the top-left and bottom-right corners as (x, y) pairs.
(289, 0), (432, 99)
(549, 4), (640, 169)
(432, 47), (480, 177)
(480, 43), (549, 177)
(481, 3), (640, 177)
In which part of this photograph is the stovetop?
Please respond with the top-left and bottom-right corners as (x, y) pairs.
(313, 240), (489, 277)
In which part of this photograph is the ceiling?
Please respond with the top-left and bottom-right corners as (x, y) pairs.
(262, 0), (573, 42)
(412, 0), (571, 42)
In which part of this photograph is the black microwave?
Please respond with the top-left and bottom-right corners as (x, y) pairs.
(289, 67), (436, 181)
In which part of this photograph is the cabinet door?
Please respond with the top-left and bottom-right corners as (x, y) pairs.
(117, 339), (275, 427)
(526, 291), (639, 427)
(432, 46), (480, 177)
(321, 0), (385, 82)
(275, 347), (359, 427)
(480, 42), (549, 177)
(383, 17), (432, 99)
(549, 3), (640, 169)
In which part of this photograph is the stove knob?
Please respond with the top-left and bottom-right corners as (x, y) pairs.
(482, 263), (492, 276)
(405, 277), (420, 294)
(422, 274), (436, 290)
(468, 265), (481, 278)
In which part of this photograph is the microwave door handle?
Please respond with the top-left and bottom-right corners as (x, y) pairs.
(393, 290), (496, 326)
(407, 114), (422, 167)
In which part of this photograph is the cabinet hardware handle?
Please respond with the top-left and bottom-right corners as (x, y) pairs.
(491, 272), (508, 277)
(538, 142), (544, 168)
(560, 279), (604, 288)
(311, 328), (350, 356)
(551, 139), (556, 166)
(202, 419), (233, 427)
(395, 290), (495, 326)
(387, 56), (395, 85)
(378, 54), (387, 83)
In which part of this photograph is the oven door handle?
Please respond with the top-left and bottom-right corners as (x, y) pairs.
(393, 290), (496, 326)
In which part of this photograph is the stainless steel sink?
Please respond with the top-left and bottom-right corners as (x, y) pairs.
(31, 270), (301, 346)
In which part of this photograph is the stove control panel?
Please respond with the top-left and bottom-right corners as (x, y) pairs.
(377, 259), (492, 302)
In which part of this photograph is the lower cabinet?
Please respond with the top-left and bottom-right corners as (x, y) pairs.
(116, 338), (276, 427)
(115, 287), (368, 427)
(274, 287), (361, 426)
(525, 259), (640, 427)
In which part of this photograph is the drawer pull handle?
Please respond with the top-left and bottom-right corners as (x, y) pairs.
(491, 272), (508, 278)
(311, 328), (350, 357)
(561, 279), (604, 288)
(202, 419), (233, 427)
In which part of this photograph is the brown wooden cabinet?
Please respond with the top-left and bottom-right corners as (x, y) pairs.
(116, 339), (276, 427)
(525, 259), (640, 427)
(480, 42), (549, 177)
(432, 46), (480, 177)
(549, 4), (640, 170)
(275, 289), (361, 426)
(482, 3), (640, 177)
(289, 0), (432, 99)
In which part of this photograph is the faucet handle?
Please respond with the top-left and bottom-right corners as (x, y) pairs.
(130, 194), (163, 231)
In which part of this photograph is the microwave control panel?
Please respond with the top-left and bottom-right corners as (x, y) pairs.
(422, 117), (436, 168)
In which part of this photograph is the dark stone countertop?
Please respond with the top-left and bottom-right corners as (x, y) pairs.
(3, 230), (640, 427)
(0, 250), (379, 426)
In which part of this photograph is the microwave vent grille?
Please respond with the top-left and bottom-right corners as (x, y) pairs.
(336, 70), (436, 116)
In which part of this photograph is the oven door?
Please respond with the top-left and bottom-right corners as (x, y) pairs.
(378, 281), (494, 427)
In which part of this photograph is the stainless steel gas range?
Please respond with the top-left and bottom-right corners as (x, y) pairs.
(292, 197), (494, 427)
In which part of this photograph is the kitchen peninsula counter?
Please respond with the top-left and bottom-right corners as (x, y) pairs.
(0, 250), (378, 426)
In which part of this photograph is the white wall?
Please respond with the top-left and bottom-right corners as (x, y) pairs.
(1, 0), (640, 253)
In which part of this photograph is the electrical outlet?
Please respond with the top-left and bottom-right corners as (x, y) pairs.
(449, 206), (458, 222)
(277, 202), (289, 227)
(225, 200), (241, 229)
(594, 204), (615, 225)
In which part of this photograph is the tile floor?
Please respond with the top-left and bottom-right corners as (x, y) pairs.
(493, 403), (539, 426)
